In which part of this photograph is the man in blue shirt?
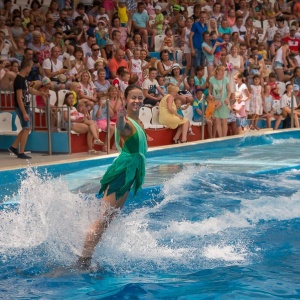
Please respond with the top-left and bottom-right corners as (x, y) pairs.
(132, 2), (149, 45)
(190, 11), (208, 73)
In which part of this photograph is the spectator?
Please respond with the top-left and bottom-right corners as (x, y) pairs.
(283, 26), (300, 55)
(159, 84), (190, 144)
(209, 65), (231, 137)
(157, 49), (174, 77)
(8, 60), (46, 159)
(81, 34), (97, 58)
(78, 70), (98, 108)
(231, 16), (246, 42)
(132, 2), (149, 45)
(100, 38), (114, 60)
(72, 2), (89, 26)
(116, 0), (129, 29)
(111, 16), (128, 48)
(170, 63), (193, 104)
(142, 67), (165, 106)
(249, 74), (263, 130)
(29, 0), (46, 27)
(273, 43), (290, 82)
(281, 83), (300, 127)
(11, 15), (23, 40)
(0, 60), (16, 91)
(148, 5), (164, 50)
(42, 46), (68, 90)
(87, 1), (100, 35)
(92, 95), (116, 152)
(190, 11), (208, 71)
(54, 9), (73, 40)
(226, 44), (244, 98)
(62, 91), (104, 154)
(108, 48), (128, 79)
(47, 0), (60, 22)
(42, 18), (56, 46)
(107, 85), (122, 122)
(129, 48), (143, 85)
(94, 67), (110, 95)
(210, 2), (224, 27)
(133, 32), (148, 53)
(87, 43), (102, 73)
(218, 19), (232, 37)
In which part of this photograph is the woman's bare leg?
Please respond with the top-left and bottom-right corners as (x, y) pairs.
(79, 189), (129, 264)
(221, 118), (228, 137)
(181, 121), (189, 141)
(173, 125), (183, 141)
(215, 118), (222, 138)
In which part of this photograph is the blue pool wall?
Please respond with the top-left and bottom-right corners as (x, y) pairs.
(1, 130), (299, 188)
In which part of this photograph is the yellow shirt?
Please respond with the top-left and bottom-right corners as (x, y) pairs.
(118, 6), (128, 24)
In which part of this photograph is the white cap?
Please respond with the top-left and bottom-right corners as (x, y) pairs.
(154, 5), (162, 10)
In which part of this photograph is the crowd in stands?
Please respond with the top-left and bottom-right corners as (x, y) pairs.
(1, 0), (300, 151)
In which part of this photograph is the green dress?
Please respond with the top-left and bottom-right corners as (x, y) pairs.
(209, 76), (230, 119)
(99, 117), (147, 200)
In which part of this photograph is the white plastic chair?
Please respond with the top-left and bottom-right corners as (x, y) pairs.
(182, 105), (202, 126)
(258, 34), (264, 43)
(151, 106), (165, 129)
(154, 35), (165, 52)
(175, 49), (184, 68)
(57, 89), (70, 107)
(266, 64), (274, 73)
(187, 6), (194, 17)
(253, 20), (262, 29)
(139, 106), (152, 129)
(0, 112), (13, 134)
(277, 81), (286, 96)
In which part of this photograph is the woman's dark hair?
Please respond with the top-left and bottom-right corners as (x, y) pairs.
(159, 49), (169, 60)
(293, 67), (300, 78)
(124, 84), (142, 99)
(202, 31), (210, 39)
(252, 74), (260, 80)
(111, 16), (120, 27)
(133, 33), (143, 48)
(31, 0), (41, 9)
(64, 92), (74, 106)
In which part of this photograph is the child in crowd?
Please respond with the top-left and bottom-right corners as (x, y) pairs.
(181, 17), (193, 76)
(262, 84), (283, 129)
(22, 8), (31, 31)
(129, 49), (143, 85)
(234, 72), (250, 115)
(125, 40), (135, 61)
(232, 91), (247, 134)
(267, 72), (281, 100)
(157, 75), (167, 95)
(63, 92), (104, 154)
(116, 0), (129, 28)
(128, 74), (139, 85)
(249, 75), (264, 130)
(92, 95), (116, 152)
(161, 28), (176, 59)
(112, 66), (127, 90)
(262, 18), (277, 49)
(210, 30), (226, 66)
(192, 89), (212, 137)
(119, 70), (130, 93)
(149, 5), (164, 50)
(257, 43), (268, 62)
(94, 20), (109, 49)
(175, 98), (195, 135)
(187, 76), (197, 98)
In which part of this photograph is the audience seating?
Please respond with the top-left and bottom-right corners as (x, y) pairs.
(182, 105), (202, 126)
(277, 82), (286, 96)
(154, 35), (165, 52)
(0, 112), (22, 135)
(57, 89), (69, 107)
(151, 106), (165, 128)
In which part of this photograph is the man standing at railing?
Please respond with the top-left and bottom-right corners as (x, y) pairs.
(8, 60), (47, 159)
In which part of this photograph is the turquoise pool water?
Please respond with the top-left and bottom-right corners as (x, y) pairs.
(0, 131), (300, 299)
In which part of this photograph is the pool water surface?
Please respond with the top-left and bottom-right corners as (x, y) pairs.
(0, 131), (300, 299)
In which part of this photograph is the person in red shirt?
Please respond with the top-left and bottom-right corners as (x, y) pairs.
(283, 26), (300, 54)
(108, 49), (129, 79)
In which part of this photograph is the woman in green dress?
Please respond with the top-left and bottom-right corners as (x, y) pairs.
(77, 85), (147, 268)
(209, 65), (231, 138)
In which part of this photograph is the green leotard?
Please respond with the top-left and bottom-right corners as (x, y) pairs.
(99, 117), (147, 200)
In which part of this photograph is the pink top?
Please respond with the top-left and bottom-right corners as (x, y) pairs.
(233, 101), (246, 118)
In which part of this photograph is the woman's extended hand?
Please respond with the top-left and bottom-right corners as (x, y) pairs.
(117, 106), (127, 118)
